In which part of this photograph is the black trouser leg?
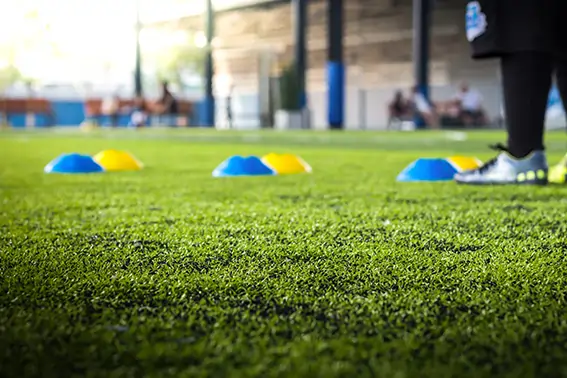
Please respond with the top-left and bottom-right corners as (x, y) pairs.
(500, 52), (554, 158)
(555, 57), (567, 129)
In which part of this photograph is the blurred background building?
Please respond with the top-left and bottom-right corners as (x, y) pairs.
(1, 0), (560, 129)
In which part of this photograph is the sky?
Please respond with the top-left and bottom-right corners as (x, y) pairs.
(0, 0), (140, 81)
(0, 0), (265, 83)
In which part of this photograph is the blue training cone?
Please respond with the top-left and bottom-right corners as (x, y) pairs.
(213, 155), (275, 177)
(397, 158), (458, 182)
(44, 153), (104, 174)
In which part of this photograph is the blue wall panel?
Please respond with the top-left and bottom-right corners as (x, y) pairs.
(51, 101), (85, 126)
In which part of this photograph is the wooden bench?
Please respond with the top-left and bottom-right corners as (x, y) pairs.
(85, 98), (194, 126)
(0, 98), (54, 126)
(84, 99), (135, 116)
(176, 100), (193, 116)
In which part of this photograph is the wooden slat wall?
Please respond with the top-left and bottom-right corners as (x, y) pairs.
(153, 0), (497, 89)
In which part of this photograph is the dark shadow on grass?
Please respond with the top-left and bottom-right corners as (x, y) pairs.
(140, 218), (176, 226)
(391, 232), (484, 254)
(84, 233), (169, 251)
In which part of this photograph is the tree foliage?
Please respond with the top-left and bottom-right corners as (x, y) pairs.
(155, 43), (206, 88)
(0, 65), (22, 93)
(278, 63), (301, 111)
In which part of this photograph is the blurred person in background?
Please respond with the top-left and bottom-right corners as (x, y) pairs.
(387, 90), (412, 128)
(455, 0), (567, 185)
(154, 81), (178, 126)
(102, 94), (121, 127)
(410, 85), (439, 129)
(452, 81), (487, 127)
(129, 96), (148, 128)
(226, 85), (234, 129)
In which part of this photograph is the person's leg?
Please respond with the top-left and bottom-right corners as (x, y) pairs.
(551, 57), (567, 142)
(501, 52), (554, 158)
(555, 5), (567, 125)
(456, 54), (552, 184)
(460, 110), (473, 127)
(456, 0), (554, 184)
(387, 105), (394, 129)
(420, 112), (432, 127)
(421, 111), (439, 129)
(477, 109), (488, 126)
(424, 101), (439, 129)
(468, 0), (555, 140)
(549, 60), (567, 184)
(468, 110), (482, 127)
(554, 0), (567, 122)
(557, 59), (567, 122)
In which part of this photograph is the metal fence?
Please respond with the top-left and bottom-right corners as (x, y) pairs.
(217, 80), (505, 130)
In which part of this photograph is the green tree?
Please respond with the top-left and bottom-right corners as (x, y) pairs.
(0, 65), (22, 93)
(278, 63), (301, 111)
(156, 45), (205, 87)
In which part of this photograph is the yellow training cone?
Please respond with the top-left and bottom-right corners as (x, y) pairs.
(549, 154), (567, 184)
(261, 153), (312, 174)
(93, 149), (143, 171)
(447, 156), (482, 172)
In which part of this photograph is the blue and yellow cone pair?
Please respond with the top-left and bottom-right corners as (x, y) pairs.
(213, 153), (312, 177)
(397, 154), (567, 183)
(397, 156), (482, 182)
(44, 150), (143, 174)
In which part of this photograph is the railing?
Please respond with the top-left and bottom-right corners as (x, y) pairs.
(0, 97), (198, 128)
(214, 82), (506, 130)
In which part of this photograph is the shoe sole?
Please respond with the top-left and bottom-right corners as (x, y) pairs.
(455, 179), (548, 186)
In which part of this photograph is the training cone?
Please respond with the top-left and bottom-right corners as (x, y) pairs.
(447, 156), (482, 171)
(213, 155), (275, 177)
(549, 154), (567, 184)
(261, 153), (312, 174)
(93, 149), (143, 171)
(397, 158), (458, 182)
(44, 153), (104, 174)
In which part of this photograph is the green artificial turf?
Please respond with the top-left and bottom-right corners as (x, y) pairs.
(1, 128), (567, 378)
